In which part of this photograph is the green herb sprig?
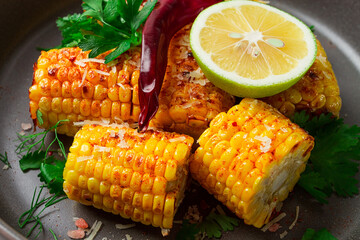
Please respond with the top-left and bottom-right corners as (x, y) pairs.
(301, 228), (338, 240)
(16, 117), (68, 161)
(17, 117), (69, 238)
(18, 186), (66, 238)
(49, 228), (58, 240)
(54, 0), (158, 63)
(0, 151), (11, 168)
(176, 210), (239, 240)
(293, 112), (360, 203)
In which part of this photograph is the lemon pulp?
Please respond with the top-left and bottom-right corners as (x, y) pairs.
(190, 1), (317, 97)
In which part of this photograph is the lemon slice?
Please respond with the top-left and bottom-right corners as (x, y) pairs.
(190, 0), (317, 98)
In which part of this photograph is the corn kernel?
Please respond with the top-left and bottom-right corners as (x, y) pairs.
(153, 195), (165, 215)
(153, 176), (167, 195)
(87, 177), (100, 193)
(110, 184), (122, 199)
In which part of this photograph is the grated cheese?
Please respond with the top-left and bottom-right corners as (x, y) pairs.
(280, 127), (288, 133)
(161, 229), (170, 237)
(110, 130), (116, 138)
(73, 119), (111, 127)
(111, 66), (117, 73)
(77, 156), (93, 162)
(261, 212), (287, 232)
(117, 129), (130, 149)
(81, 68), (88, 86)
(3, 165), (9, 170)
(254, 135), (272, 153)
(115, 223), (136, 230)
(190, 79), (209, 86)
(182, 102), (195, 109)
(316, 54), (327, 66)
(80, 58), (105, 64)
(84, 220), (102, 240)
(94, 70), (110, 76)
(133, 130), (145, 138)
(264, 124), (274, 131)
(125, 234), (132, 240)
(74, 60), (86, 67)
(279, 230), (288, 239)
(276, 202), (283, 212)
(289, 206), (300, 230)
(169, 136), (186, 143)
(117, 83), (126, 90)
(322, 70), (332, 80)
(94, 145), (111, 152)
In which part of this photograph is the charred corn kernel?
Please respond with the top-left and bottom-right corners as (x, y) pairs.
(30, 25), (234, 138)
(263, 40), (341, 117)
(142, 211), (152, 225)
(63, 124), (193, 228)
(190, 98), (314, 228)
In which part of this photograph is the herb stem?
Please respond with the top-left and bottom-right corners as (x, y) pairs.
(49, 228), (58, 240)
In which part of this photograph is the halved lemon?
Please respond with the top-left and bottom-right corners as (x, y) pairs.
(190, 0), (317, 98)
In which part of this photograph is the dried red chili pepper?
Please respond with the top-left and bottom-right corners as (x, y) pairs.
(138, 0), (221, 131)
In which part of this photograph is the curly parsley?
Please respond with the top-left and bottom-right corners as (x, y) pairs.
(293, 112), (360, 203)
(53, 0), (157, 63)
(176, 211), (239, 240)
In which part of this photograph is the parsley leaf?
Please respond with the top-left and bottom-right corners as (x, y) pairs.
(177, 212), (239, 239)
(199, 212), (239, 238)
(293, 112), (360, 203)
(175, 220), (200, 240)
(54, 0), (157, 63)
(302, 228), (338, 240)
(19, 151), (56, 172)
(38, 160), (66, 195)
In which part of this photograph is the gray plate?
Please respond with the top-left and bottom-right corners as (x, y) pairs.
(0, 0), (359, 239)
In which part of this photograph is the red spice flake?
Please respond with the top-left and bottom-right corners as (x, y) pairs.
(75, 218), (89, 229)
(69, 56), (76, 62)
(268, 223), (281, 232)
(47, 151), (53, 156)
(67, 229), (85, 239)
(232, 121), (238, 127)
(48, 68), (57, 76)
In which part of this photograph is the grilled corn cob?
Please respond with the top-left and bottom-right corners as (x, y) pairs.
(189, 98), (314, 228)
(29, 47), (141, 136)
(150, 24), (235, 138)
(262, 40), (341, 117)
(63, 123), (194, 229)
(29, 25), (235, 137)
